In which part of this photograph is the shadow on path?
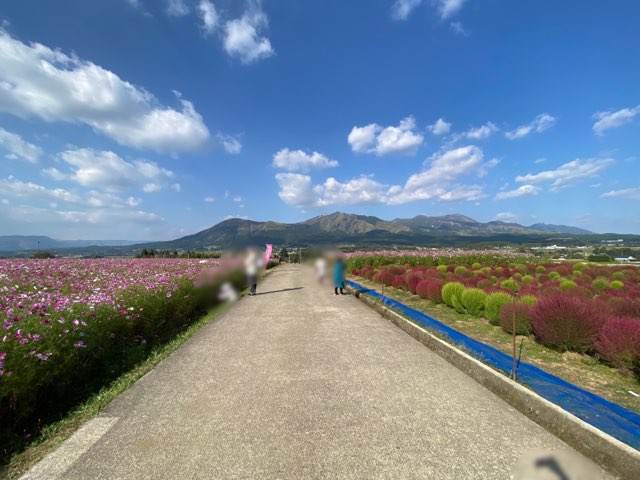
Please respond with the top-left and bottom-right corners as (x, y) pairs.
(254, 287), (304, 296)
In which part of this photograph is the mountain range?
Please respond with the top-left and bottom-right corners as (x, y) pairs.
(6, 212), (628, 255)
(128, 212), (599, 252)
(0, 236), (138, 252)
(0, 212), (602, 253)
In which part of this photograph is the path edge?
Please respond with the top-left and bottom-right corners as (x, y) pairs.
(348, 286), (640, 480)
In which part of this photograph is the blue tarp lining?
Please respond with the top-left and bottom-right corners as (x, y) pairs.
(348, 280), (640, 450)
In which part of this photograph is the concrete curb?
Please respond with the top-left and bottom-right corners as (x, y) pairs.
(348, 286), (640, 480)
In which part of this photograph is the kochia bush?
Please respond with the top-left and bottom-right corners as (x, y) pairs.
(595, 317), (640, 375)
(531, 295), (606, 352)
(461, 288), (487, 316)
(500, 302), (534, 335)
(442, 282), (465, 308)
(415, 279), (443, 303)
(484, 292), (513, 325)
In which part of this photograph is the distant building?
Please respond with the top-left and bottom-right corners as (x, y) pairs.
(615, 256), (637, 263)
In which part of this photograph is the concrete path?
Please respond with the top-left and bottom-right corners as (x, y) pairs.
(23, 264), (610, 479)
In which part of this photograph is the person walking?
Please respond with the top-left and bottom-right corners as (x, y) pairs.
(244, 247), (263, 296)
(334, 256), (346, 295)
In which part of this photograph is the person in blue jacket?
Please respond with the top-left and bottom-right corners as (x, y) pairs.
(334, 256), (346, 295)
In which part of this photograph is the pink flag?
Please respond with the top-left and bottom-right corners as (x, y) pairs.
(264, 244), (273, 264)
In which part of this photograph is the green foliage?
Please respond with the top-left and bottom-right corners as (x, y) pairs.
(519, 295), (537, 305)
(485, 292), (513, 325)
(436, 265), (448, 273)
(451, 294), (466, 314)
(512, 272), (523, 281)
(573, 262), (588, 271)
(442, 282), (465, 308)
(572, 270), (582, 277)
(588, 254), (613, 263)
(480, 267), (491, 276)
(549, 271), (561, 280)
(611, 271), (626, 282)
(559, 279), (578, 290)
(592, 277), (609, 293)
(454, 266), (468, 276)
(471, 262), (482, 269)
(536, 265), (546, 274)
(611, 280), (624, 289)
(522, 274), (533, 284)
(491, 275), (498, 284)
(461, 288), (487, 316)
(500, 278), (520, 293)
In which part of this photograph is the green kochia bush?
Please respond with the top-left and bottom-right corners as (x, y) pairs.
(454, 266), (468, 276)
(559, 279), (578, 290)
(592, 277), (609, 293)
(442, 282), (465, 308)
(610, 280), (624, 290)
(461, 288), (487, 316)
(500, 278), (520, 293)
(485, 292), (513, 325)
(451, 294), (466, 314)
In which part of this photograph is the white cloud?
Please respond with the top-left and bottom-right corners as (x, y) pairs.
(427, 118), (451, 135)
(348, 116), (424, 156)
(0, 30), (209, 154)
(435, 0), (467, 19)
(166, 0), (189, 17)
(216, 133), (242, 154)
(449, 21), (468, 36)
(223, 1), (274, 64)
(316, 176), (391, 207)
(495, 212), (517, 222)
(505, 113), (556, 140)
(204, 196), (216, 203)
(56, 208), (163, 225)
(275, 173), (320, 208)
(495, 184), (540, 200)
(592, 105), (640, 136)
(126, 0), (142, 7)
(198, 0), (219, 35)
(55, 148), (174, 192)
(272, 148), (339, 172)
(0, 176), (81, 203)
(170, 183), (181, 192)
(515, 158), (614, 191)
(465, 122), (498, 140)
(391, 0), (423, 20)
(388, 145), (492, 204)
(276, 173), (389, 208)
(275, 145), (495, 208)
(224, 214), (249, 220)
(601, 187), (640, 201)
(0, 127), (42, 163)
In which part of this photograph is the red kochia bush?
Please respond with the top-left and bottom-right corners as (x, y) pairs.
(392, 274), (407, 290)
(405, 272), (423, 294)
(500, 302), (534, 335)
(416, 278), (443, 303)
(595, 317), (640, 375)
(378, 269), (395, 286)
(531, 295), (606, 352)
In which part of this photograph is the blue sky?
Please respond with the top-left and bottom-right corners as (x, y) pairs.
(0, 0), (638, 240)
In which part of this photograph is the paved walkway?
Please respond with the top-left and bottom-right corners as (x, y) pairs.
(23, 265), (609, 479)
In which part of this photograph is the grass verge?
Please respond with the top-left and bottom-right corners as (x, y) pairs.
(0, 301), (231, 480)
(350, 276), (640, 414)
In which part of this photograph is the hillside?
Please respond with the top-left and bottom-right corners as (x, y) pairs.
(132, 212), (601, 251)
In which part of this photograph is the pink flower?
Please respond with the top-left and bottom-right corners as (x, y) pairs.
(73, 341), (86, 349)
